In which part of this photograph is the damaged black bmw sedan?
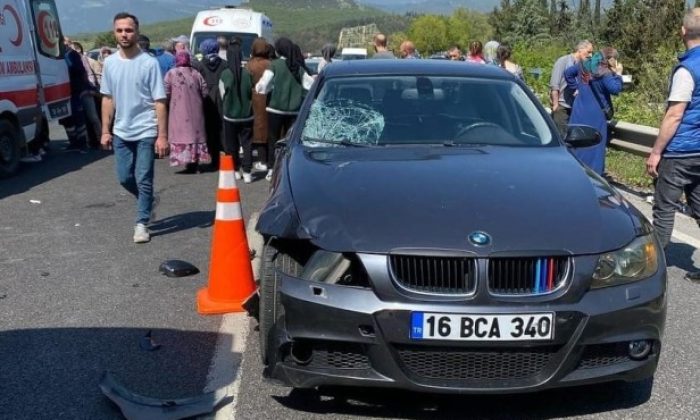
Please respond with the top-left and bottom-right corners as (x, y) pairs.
(255, 60), (666, 394)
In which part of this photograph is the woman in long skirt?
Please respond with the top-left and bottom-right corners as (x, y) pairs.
(164, 51), (210, 172)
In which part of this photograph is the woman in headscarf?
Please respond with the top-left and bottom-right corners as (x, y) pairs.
(564, 47), (624, 175)
(163, 51), (209, 172)
(318, 43), (336, 73)
(220, 42), (254, 183)
(246, 38), (272, 172)
(254, 37), (315, 181)
(193, 38), (228, 169)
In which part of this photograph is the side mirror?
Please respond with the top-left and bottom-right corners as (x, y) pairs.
(564, 125), (601, 148)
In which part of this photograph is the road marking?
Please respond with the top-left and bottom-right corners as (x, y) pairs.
(203, 212), (262, 420)
(673, 230), (700, 250)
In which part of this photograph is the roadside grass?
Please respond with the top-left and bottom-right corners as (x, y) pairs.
(605, 148), (654, 193)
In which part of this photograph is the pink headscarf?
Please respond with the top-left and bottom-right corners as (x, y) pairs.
(175, 50), (191, 67)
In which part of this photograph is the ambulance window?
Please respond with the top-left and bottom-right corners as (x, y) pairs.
(31, 0), (63, 58)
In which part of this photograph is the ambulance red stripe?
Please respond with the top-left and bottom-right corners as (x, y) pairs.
(0, 86), (38, 108)
(44, 82), (71, 103)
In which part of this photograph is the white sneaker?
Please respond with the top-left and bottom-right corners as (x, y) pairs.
(254, 162), (268, 172)
(234, 170), (242, 180)
(242, 172), (252, 183)
(265, 169), (273, 181)
(133, 223), (151, 243)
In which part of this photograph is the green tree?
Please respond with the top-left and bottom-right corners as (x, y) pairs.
(489, 0), (516, 41)
(92, 31), (116, 48)
(600, 0), (685, 126)
(510, 0), (551, 44)
(575, 0), (594, 39)
(388, 31), (409, 56)
(594, 0), (602, 28)
(408, 14), (450, 54)
(491, 0), (550, 44)
(552, 0), (573, 40)
(447, 8), (494, 48)
(601, 0), (684, 65)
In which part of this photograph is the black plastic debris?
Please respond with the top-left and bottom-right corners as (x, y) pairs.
(158, 260), (200, 278)
(99, 372), (232, 420)
(139, 330), (162, 351)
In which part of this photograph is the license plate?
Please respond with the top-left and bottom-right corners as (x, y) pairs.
(48, 101), (70, 119)
(410, 312), (554, 341)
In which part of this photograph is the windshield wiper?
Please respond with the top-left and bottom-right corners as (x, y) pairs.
(304, 138), (371, 147)
(440, 140), (490, 147)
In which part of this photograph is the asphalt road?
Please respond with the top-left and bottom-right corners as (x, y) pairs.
(0, 124), (271, 419)
(1, 125), (699, 419)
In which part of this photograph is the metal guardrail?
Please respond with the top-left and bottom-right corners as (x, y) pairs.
(608, 120), (657, 157)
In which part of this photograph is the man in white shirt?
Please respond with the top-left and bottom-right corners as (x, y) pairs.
(100, 12), (168, 243)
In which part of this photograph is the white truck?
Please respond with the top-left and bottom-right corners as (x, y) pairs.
(190, 5), (274, 59)
(341, 47), (367, 61)
(0, 0), (70, 177)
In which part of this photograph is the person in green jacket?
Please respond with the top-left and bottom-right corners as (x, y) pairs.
(219, 42), (254, 183)
(255, 37), (315, 181)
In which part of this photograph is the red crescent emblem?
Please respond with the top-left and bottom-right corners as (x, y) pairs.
(4, 5), (23, 47)
(203, 16), (222, 26)
(37, 11), (56, 49)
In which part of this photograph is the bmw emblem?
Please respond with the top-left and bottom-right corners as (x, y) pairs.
(468, 231), (491, 246)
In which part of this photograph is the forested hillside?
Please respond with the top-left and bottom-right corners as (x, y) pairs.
(81, 0), (394, 52)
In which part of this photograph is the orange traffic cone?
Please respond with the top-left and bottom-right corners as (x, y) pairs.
(197, 155), (256, 314)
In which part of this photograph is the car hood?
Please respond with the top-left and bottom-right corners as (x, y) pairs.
(285, 146), (638, 255)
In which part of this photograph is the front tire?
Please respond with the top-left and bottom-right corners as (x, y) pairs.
(259, 240), (302, 365)
(0, 119), (21, 178)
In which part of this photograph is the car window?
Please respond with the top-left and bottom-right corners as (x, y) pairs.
(300, 76), (554, 147)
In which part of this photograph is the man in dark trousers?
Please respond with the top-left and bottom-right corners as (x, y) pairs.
(647, 8), (700, 283)
(61, 37), (90, 152)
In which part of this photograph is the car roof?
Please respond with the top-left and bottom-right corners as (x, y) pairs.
(321, 59), (513, 80)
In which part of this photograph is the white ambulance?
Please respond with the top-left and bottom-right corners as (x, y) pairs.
(190, 5), (274, 59)
(0, 0), (70, 177)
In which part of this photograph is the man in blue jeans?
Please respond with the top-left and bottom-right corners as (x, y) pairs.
(100, 12), (169, 243)
(647, 8), (700, 282)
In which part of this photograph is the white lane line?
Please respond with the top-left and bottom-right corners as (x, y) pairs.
(203, 212), (262, 420)
(205, 313), (248, 420)
(672, 230), (700, 250)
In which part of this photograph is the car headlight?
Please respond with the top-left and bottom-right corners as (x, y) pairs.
(591, 234), (659, 288)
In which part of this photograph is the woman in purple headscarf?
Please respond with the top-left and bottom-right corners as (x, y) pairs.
(163, 51), (210, 172)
